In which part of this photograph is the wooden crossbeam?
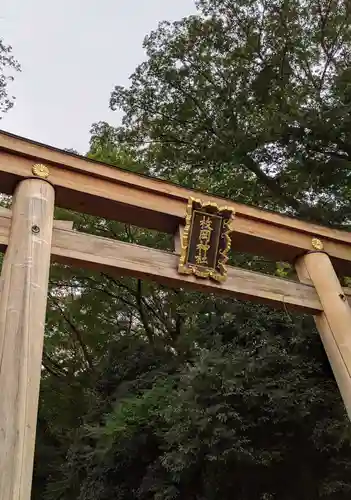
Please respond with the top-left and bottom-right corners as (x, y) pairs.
(1, 130), (351, 273)
(0, 208), (322, 314)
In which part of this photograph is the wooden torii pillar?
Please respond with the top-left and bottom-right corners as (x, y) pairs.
(0, 178), (54, 500)
(1, 131), (351, 499)
(296, 250), (351, 418)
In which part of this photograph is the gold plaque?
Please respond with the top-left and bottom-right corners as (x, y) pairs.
(178, 197), (235, 282)
(32, 163), (50, 179)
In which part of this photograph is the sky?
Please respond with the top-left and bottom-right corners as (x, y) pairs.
(1, 0), (196, 154)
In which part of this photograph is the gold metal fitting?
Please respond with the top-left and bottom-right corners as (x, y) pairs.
(311, 238), (324, 251)
(32, 163), (50, 179)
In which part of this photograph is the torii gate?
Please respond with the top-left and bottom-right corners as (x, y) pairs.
(1, 130), (351, 499)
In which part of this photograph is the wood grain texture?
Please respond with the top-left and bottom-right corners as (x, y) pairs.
(296, 253), (351, 420)
(173, 224), (184, 254)
(0, 131), (351, 272)
(0, 180), (55, 500)
(0, 207), (72, 252)
(0, 213), (322, 314)
(51, 231), (322, 313)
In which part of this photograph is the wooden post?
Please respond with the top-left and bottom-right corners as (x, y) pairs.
(0, 179), (55, 500)
(173, 224), (184, 254)
(296, 251), (351, 420)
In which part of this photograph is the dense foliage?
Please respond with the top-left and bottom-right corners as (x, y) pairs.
(5, 0), (350, 498)
(112, 0), (351, 225)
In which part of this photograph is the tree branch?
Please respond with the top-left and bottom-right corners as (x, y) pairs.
(136, 279), (155, 345)
(42, 349), (68, 378)
(49, 294), (95, 371)
(239, 153), (302, 212)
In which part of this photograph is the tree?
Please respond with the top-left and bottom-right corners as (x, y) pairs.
(0, 38), (20, 117)
(111, 0), (351, 225)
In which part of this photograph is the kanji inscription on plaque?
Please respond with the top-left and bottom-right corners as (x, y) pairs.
(178, 197), (235, 282)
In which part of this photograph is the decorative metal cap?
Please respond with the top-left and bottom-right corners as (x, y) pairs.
(311, 238), (324, 251)
(32, 163), (50, 179)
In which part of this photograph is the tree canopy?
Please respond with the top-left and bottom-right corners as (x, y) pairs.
(112, 0), (351, 225)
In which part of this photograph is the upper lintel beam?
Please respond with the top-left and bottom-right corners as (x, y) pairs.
(0, 130), (351, 273)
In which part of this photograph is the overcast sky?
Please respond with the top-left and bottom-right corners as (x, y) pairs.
(1, 0), (196, 154)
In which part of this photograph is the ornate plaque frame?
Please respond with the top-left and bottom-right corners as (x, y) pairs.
(178, 197), (235, 282)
